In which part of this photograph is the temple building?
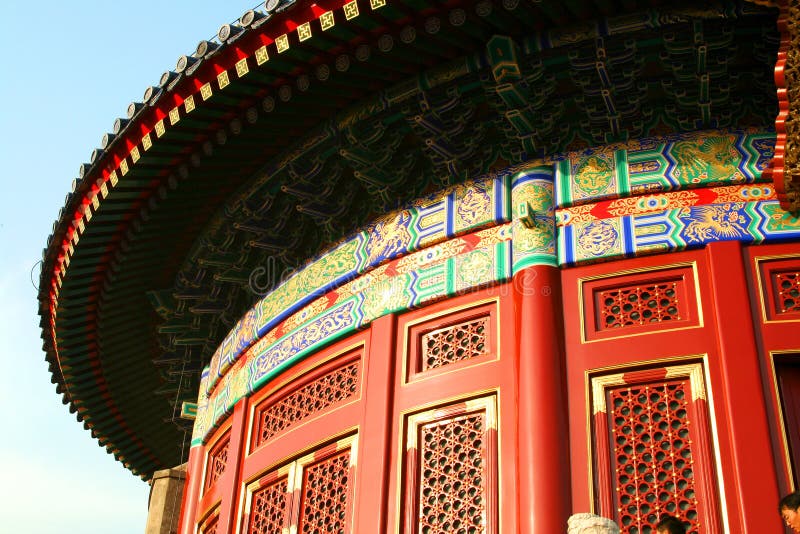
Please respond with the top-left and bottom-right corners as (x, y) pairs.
(38, 0), (800, 532)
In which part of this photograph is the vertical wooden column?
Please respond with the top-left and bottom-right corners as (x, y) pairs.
(514, 266), (571, 533)
(177, 445), (204, 534)
(216, 398), (248, 534)
(706, 241), (781, 531)
(511, 166), (571, 532)
(354, 314), (396, 532)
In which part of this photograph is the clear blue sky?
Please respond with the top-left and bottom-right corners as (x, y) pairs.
(0, 2), (254, 532)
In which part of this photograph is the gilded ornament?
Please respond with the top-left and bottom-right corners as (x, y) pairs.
(573, 155), (614, 196)
(455, 181), (492, 227)
(670, 136), (739, 184)
(456, 249), (493, 288)
(365, 211), (413, 264)
(577, 220), (620, 257)
(679, 204), (747, 243)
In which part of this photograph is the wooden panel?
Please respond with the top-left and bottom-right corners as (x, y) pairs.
(775, 355), (800, 490)
(564, 243), (786, 532)
(590, 364), (719, 534)
(581, 264), (700, 342)
(747, 242), (800, 496)
(387, 285), (518, 534)
(401, 396), (497, 534)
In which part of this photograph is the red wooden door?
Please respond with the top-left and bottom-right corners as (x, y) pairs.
(385, 287), (519, 534)
(562, 243), (782, 533)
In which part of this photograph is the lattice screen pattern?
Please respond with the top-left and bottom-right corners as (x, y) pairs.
(608, 380), (700, 533)
(420, 315), (490, 371)
(253, 360), (360, 449)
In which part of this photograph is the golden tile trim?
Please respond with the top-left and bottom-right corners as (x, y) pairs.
(255, 45), (269, 65)
(130, 146), (140, 163)
(184, 94), (195, 113)
(120, 159), (129, 176)
(297, 22), (312, 42)
(235, 58), (249, 78)
(344, 0), (359, 19)
(370, 0), (386, 9)
(109, 170), (118, 186)
(154, 119), (166, 138)
(169, 107), (180, 126)
(664, 363), (707, 401)
(201, 82), (213, 101)
(320, 11), (335, 30)
(275, 34), (289, 53)
(142, 133), (152, 151)
(217, 71), (230, 89)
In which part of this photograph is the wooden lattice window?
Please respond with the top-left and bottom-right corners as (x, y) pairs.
(247, 475), (290, 534)
(755, 255), (800, 322)
(250, 350), (362, 453)
(591, 365), (721, 534)
(198, 508), (220, 534)
(402, 397), (497, 534)
(204, 429), (231, 491)
(596, 281), (681, 330)
(773, 269), (800, 315)
(581, 265), (700, 342)
(297, 449), (352, 533)
(253, 360), (360, 450)
(406, 301), (498, 382)
(421, 316), (490, 371)
(241, 435), (356, 534)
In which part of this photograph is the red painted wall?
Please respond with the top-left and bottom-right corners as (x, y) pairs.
(180, 242), (799, 533)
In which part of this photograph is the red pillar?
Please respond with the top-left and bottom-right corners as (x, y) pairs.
(354, 314), (396, 532)
(177, 445), (204, 534)
(216, 398), (248, 534)
(514, 265), (571, 533)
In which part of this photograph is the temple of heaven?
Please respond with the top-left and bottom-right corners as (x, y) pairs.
(38, 0), (800, 532)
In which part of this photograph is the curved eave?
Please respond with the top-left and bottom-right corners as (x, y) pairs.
(767, 0), (800, 213)
(38, 0), (784, 478)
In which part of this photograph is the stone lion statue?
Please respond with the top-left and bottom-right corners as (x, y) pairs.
(567, 513), (620, 534)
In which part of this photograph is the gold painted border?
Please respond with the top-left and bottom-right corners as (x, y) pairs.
(400, 297), (501, 387)
(244, 340), (367, 457)
(198, 418), (234, 500)
(195, 418), (233, 528)
(583, 354), (730, 533)
(393, 389), (500, 534)
(196, 504), (220, 534)
(577, 261), (704, 344)
(753, 253), (800, 324)
(767, 349), (800, 491)
(236, 431), (359, 534)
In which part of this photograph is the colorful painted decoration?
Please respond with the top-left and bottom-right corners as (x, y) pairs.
(193, 129), (793, 445)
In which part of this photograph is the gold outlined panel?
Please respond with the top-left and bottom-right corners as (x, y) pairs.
(768, 350), (800, 490)
(401, 297), (500, 385)
(237, 433), (358, 534)
(245, 341), (365, 457)
(754, 254), (800, 324)
(585, 357), (727, 533)
(197, 505), (220, 534)
(401, 395), (498, 534)
(578, 262), (704, 343)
